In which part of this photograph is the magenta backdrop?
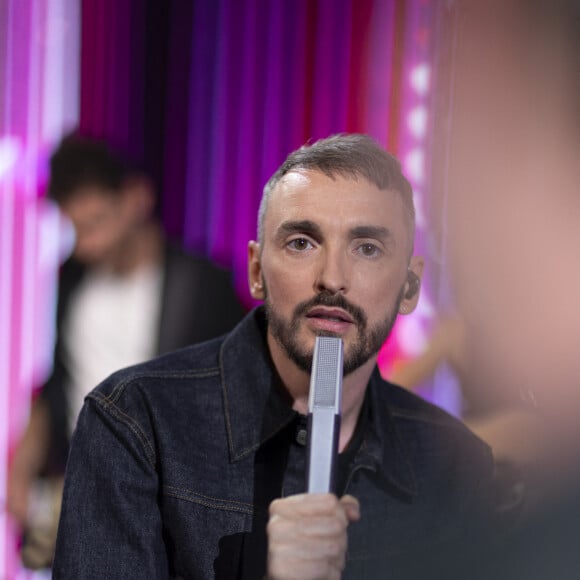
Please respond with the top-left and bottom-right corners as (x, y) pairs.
(77, 1), (430, 297)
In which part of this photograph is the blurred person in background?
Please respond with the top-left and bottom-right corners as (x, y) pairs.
(6, 132), (245, 569)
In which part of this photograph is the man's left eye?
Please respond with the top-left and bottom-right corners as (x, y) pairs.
(358, 243), (380, 257)
(288, 238), (313, 251)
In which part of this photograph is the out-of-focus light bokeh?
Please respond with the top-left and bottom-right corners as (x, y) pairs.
(0, 1), (79, 576)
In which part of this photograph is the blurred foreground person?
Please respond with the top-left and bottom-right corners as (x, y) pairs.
(391, 313), (540, 469)
(53, 134), (496, 579)
(431, 0), (580, 576)
(7, 132), (245, 569)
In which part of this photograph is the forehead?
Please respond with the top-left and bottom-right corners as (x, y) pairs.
(265, 169), (412, 248)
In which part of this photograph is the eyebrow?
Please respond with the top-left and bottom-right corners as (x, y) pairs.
(275, 220), (394, 246)
(275, 220), (323, 242)
(349, 225), (392, 242)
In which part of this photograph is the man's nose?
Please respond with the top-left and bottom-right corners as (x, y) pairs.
(314, 247), (349, 295)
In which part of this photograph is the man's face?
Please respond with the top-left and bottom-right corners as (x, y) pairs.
(60, 186), (137, 266)
(248, 169), (422, 376)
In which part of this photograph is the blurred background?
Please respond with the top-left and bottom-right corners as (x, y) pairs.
(1, 0), (578, 577)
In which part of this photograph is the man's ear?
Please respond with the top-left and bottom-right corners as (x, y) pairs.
(248, 241), (265, 300)
(399, 256), (424, 315)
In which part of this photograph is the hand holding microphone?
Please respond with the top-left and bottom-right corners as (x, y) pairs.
(266, 493), (360, 580)
(266, 337), (360, 580)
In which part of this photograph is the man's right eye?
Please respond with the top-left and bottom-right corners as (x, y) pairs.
(287, 238), (313, 251)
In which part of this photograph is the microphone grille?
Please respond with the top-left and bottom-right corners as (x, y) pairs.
(312, 337), (343, 407)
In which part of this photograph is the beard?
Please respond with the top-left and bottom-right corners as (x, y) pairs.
(265, 288), (404, 376)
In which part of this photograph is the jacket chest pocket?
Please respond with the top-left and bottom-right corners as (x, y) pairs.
(162, 488), (266, 579)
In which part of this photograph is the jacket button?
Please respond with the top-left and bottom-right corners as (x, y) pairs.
(296, 428), (307, 446)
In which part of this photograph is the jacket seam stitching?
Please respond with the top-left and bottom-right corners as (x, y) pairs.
(104, 367), (220, 404)
(391, 408), (472, 430)
(163, 486), (257, 516)
(89, 392), (157, 467)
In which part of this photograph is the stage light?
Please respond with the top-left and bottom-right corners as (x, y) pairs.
(410, 63), (431, 96)
(408, 106), (428, 139)
(0, 137), (21, 180)
(405, 148), (425, 184)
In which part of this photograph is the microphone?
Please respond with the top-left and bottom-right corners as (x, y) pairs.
(306, 336), (344, 494)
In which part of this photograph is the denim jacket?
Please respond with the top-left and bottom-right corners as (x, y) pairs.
(53, 308), (494, 579)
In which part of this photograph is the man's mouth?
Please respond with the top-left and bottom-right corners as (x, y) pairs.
(305, 307), (354, 324)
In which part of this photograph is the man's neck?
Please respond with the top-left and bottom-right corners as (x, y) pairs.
(266, 331), (375, 452)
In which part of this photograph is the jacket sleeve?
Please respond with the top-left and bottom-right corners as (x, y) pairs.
(52, 390), (170, 579)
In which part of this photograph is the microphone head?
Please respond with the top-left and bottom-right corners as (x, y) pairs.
(306, 336), (344, 493)
(308, 336), (343, 413)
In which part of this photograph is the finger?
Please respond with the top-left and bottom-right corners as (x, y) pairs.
(6, 493), (29, 524)
(267, 536), (347, 580)
(339, 494), (361, 522)
(268, 556), (343, 580)
(269, 493), (339, 518)
(269, 514), (348, 542)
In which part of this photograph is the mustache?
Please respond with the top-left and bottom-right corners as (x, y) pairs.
(293, 292), (367, 328)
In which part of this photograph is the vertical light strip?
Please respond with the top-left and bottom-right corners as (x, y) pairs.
(0, 0), (80, 576)
(19, 194), (36, 405)
(397, 0), (434, 353)
(18, 0), (41, 420)
(375, 0), (451, 410)
(0, 0), (16, 569)
(397, 0), (461, 415)
(43, 0), (80, 141)
(0, 175), (15, 580)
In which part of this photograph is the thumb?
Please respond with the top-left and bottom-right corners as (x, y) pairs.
(339, 495), (360, 522)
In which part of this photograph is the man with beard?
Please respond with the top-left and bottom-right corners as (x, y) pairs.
(53, 134), (495, 579)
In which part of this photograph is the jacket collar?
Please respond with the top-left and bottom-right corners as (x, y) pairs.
(220, 308), (417, 497)
(220, 308), (296, 462)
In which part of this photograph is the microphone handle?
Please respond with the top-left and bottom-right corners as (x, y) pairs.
(306, 409), (340, 493)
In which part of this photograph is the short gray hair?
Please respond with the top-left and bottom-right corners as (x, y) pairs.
(257, 133), (415, 245)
